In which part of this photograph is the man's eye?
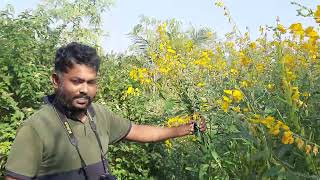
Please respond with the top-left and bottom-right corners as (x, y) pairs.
(88, 80), (97, 85)
(71, 79), (82, 84)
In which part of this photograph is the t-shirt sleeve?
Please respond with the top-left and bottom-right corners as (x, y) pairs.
(5, 124), (43, 180)
(107, 110), (132, 144)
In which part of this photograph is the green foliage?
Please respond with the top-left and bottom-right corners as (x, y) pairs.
(126, 15), (320, 179)
(0, 0), (113, 176)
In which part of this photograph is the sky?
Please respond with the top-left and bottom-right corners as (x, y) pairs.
(0, 0), (319, 53)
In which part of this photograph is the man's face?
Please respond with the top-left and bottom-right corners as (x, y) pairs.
(52, 64), (98, 111)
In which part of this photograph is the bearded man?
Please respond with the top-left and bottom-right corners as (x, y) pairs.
(5, 42), (206, 180)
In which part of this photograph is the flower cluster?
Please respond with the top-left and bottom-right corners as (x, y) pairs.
(218, 89), (244, 112)
(315, 6), (320, 23)
(166, 115), (190, 127)
(124, 86), (140, 97)
(129, 67), (152, 84)
(251, 115), (319, 156)
(164, 115), (192, 150)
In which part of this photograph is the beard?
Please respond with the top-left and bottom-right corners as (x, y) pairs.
(54, 89), (93, 115)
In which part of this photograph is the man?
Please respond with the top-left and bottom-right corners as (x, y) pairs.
(5, 42), (206, 180)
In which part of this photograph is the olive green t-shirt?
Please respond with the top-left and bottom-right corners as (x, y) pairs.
(5, 103), (131, 180)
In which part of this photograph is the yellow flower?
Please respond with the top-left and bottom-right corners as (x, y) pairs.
(281, 124), (290, 131)
(284, 54), (295, 68)
(232, 90), (244, 102)
(224, 89), (233, 95)
(282, 131), (294, 144)
(223, 96), (232, 103)
(126, 86), (134, 95)
(193, 52), (212, 68)
(303, 92), (311, 97)
(254, 114), (261, 119)
(260, 116), (275, 128)
(305, 26), (319, 38)
(164, 140), (173, 149)
(286, 71), (296, 81)
(256, 63), (265, 73)
(305, 145), (312, 155)
(289, 23), (304, 37)
(167, 116), (190, 127)
(159, 43), (164, 51)
(201, 51), (208, 58)
(135, 68), (152, 84)
(314, 5), (320, 23)
(276, 120), (283, 126)
(191, 135), (198, 142)
(313, 146), (319, 156)
(232, 106), (241, 113)
(250, 114), (261, 123)
(270, 127), (280, 136)
(221, 100), (230, 112)
(138, 68), (151, 84)
(125, 86), (140, 96)
(289, 23), (303, 33)
(250, 119), (260, 124)
(135, 88), (140, 95)
(197, 82), (205, 87)
(167, 46), (176, 54)
(226, 41), (234, 48)
(267, 83), (275, 91)
(223, 89), (244, 102)
(277, 24), (287, 34)
(192, 112), (201, 121)
(240, 80), (249, 88)
(230, 68), (238, 75)
(162, 22), (167, 29)
(207, 31), (213, 38)
(295, 138), (304, 149)
(215, 0), (224, 7)
(129, 69), (138, 81)
(185, 40), (193, 52)
(269, 121), (284, 136)
(291, 86), (300, 103)
(240, 56), (251, 67)
(249, 42), (257, 49)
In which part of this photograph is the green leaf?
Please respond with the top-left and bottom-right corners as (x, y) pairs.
(211, 150), (222, 168)
(198, 164), (209, 179)
(263, 165), (282, 177)
(164, 99), (176, 113)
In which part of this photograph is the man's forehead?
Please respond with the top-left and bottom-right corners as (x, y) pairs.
(62, 64), (98, 78)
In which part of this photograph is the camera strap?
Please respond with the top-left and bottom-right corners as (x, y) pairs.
(87, 105), (110, 175)
(52, 104), (111, 179)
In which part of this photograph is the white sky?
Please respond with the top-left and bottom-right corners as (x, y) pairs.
(1, 0), (319, 53)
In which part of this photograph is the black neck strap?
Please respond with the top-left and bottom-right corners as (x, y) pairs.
(45, 96), (111, 178)
(52, 105), (89, 178)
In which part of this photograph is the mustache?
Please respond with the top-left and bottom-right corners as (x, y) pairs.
(73, 95), (92, 101)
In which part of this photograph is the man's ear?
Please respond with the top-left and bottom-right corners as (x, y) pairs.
(51, 73), (60, 89)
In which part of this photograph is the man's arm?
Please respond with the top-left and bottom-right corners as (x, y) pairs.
(5, 176), (17, 180)
(125, 120), (206, 143)
(4, 124), (42, 180)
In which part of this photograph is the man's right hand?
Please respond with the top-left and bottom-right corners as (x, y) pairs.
(5, 176), (18, 180)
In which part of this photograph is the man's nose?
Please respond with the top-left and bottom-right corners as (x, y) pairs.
(79, 83), (88, 94)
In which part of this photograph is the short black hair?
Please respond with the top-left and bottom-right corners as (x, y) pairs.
(54, 42), (100, 74)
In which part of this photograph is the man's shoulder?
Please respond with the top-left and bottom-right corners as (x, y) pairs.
(91, 102), (124, 125)
(92, 102), (113, 115)
(22, 104), (58, 128)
